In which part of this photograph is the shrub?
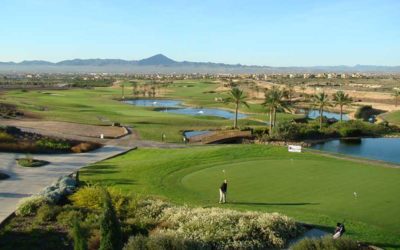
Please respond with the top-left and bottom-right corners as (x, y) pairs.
(15, 196), (48, 216)
(70, 186), (129, 216)
(0, 131), (15, 142)
(99, 190), (122, 250)
(354, 105), (381, 121)
(292, 236), (360, 250)
(35, 204), (62, 223)
(88, 230), (101, 250)
(155, 206), (302, 249)
(123, 234), (205, 250)
(57, 209), (85, 228)
(270, 121), (301, 141)
(4, 126), (21, 135)
(36, 138), (71, 150)
(72, 219), (88, 250)
(71, 142), (101, 153)
(39, 176), (77, 203)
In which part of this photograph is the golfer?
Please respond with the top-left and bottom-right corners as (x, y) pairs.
(219, 179), (228, 203)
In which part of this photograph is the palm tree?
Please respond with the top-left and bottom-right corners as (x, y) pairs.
(120, 83), (125, 99)
(263, 87), (291, 133)
(224, 88), (249, 129)
(333, 91), (352, 122)
(393, 89), (400, 107)
(312, 92), (332, 129)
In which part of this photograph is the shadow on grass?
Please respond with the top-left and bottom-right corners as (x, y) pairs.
(368, 242), (400, 249)
(229, 201), (320, 206)
(80, 164), (119, 176)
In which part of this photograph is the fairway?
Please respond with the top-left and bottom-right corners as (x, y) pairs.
(1, 82), (299, 142)
(80, 145), (400, 248)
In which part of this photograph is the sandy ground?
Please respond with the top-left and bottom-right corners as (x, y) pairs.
(0, 119), (127, 140)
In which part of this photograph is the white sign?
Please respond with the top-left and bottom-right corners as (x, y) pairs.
(288, 145), (302, 153)
(100, 134), (104, 139)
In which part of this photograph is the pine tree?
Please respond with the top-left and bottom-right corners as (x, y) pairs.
(72, 219), (87, 250)
(99, 190), (122, 250)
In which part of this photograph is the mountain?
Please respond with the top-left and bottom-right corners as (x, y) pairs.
(0, 54), (399, 73)
(138, 54), (176, 66)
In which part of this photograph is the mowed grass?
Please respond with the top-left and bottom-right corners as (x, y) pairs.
(80, 145), (400, 248)
(383, 110), (400, 126)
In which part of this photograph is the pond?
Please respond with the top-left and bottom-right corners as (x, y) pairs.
(302, 109), (349, 121)
(183, 130), (211, 138)
(123, 99), (181, 108)
(124, 99), (247, 120)
(311, 138), (400, 164)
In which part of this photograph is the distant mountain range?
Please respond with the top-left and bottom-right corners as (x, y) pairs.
(0, 54), (399, 73)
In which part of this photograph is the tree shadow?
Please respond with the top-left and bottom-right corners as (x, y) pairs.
(229, 201), (320, 206)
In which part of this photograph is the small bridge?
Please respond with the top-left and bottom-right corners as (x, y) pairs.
(188, 130), (253, 144)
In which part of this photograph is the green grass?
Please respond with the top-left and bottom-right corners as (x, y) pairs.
(1, 81), (300, 142)
(80, 145), (400, 249)
(383, 110), (400, 126)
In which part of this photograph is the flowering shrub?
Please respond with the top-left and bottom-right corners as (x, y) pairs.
(123, 199), (303, 249)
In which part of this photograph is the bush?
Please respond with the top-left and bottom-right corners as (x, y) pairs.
(35, 204), (62, 223)
(292, 236), (360, 250)
(71, 142), (101, 153)
(57, 209), (85, 228)
(70, 186), (129, 216)
(0, 131), (15, 142)
(270, 121), (301, 141)
(155, 206), (302, 249)
(354, 105), (381, 121)
(99, 190), (122, 250)
(123, 234), (205, 250)
(72, 219), (88, 250)
(36, 138), (71, 150)
(15, 196), (48, 216)
(38, 176), (77, 203)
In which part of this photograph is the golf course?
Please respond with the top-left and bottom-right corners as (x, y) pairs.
(1, 80), (400, 249)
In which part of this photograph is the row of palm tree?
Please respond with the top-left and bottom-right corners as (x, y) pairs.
(226, 86), (353, 131)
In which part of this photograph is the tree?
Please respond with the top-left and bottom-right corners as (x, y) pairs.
(284, 84), (295, 103)
(131, 82), (138, 96)
(72, 219), (87, 250)
(333, 91), (352, 121)
(99, 190), (122, 250)
(224, 87), (249, 129)
(312, 92), (332, 129)
(263, 87), (291, 133)
(120, 83), (125, 99)
(393, 89), (400, 107)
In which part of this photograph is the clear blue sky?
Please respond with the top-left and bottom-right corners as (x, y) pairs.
(1, 0), (400, 66)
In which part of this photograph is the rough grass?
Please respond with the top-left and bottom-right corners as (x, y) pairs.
(80, 145), (400, 249)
